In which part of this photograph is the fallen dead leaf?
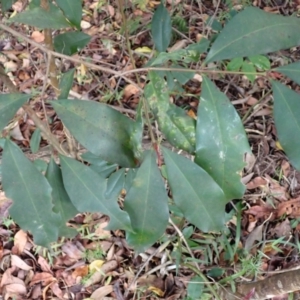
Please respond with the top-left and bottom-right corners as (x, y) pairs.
(246, 176), (267, 190)
(123, 84), (140, 101)
(90, 285), (114, 299)
(13, 230), (27, 255)
(11, 254), (32, 271)
(30, 272), (54, 287)
(31, 31), (44, 43)
(84, 260), (118, 287)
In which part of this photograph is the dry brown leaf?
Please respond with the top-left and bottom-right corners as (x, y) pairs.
(72, 265), (89, 278)
(14, 230), (27, 255)
(90, 285), (114, 299)
(246, 176), (267, 190)
(50, 281), (64, 298)
(29, 272), (54, 287)
(123, 84), (140, 101)
(38, 256), (52, 273)
(61, 242), (84, 260)
(245, 205), (275, 220)
(31, 31), (44, 43)
(272, 218), (291, 238)
(11, 255), (32, 271)
(265, 174), (289, 201)
(0, 268), (26, 298)
(276, 198), (300, 218)
(84, 260), (118, 287)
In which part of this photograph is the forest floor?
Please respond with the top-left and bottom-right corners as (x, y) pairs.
(1, 0), (300, 299)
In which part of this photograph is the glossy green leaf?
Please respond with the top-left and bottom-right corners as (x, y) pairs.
(275, 62), (300, 85)
(272, 80), (300, 170)
(2, 140), (59, 247)
(206, 7), (300, 62)
(54, 32), (91, 56)
(11, 6), (70, 29)
(195, 77), (250, 200)
(105, 169), (125, 199)
(227, 57), (243, 71)
(124, 151), (169, 253)
(241, 61), (256, 83)
(1, 0), (16, 11)
(151, 3), (172, 52)
(46, 159), (77, 238)
(60, 155), (132, 231)
(145, 71), (196, 153)
(81, 152), (118, 178)
(248, 55), (270, 71)
(59, 69), (75, 99)
(162, 147), (226, 232)
(30, 128), (41, 154)
(55, 0), (82, 29)
(52, 100), (142, 167)
(0, 94), (29, 131)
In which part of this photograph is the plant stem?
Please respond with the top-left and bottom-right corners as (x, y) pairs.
(117, 0), (157, 146)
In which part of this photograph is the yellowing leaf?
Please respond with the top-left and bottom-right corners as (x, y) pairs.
(276, 141), (284, 151)
(134, 47), (152, 53)
(89, 260), (105, 273)
(148, 286), (164, 297)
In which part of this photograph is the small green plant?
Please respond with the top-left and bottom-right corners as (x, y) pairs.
(1, 1), (300, 297)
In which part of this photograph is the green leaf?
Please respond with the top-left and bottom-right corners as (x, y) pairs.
(195, 77), (250, 200)
(30, 128), (41, 154)
(171, 65), (194, 85)
(1, 0), (17, 11)
(162, 147), (225, 232)
(46, 159), (78, 238)
(206, 7), (300, 62)
(227, 57), (243, 71)
(145, 72), (196, 153)
(81, 152), (118, 178)
(54, 32), (91, 56)
(186, 38), (210, 56)
(60, 155), (132, 231)
(124, 150), (169, 253)
(275, 62), (300, 85)
(105, 169), (125, 199)
(272, 80), (300, 170)
(2, 140), (59, 247)
(11, 6), (70, 29)
(241, 61), (256, 83)
(0, 94), (29, 131)
(248, 55), (271, 71)
(52, 100), (142, 167)
(187, 276), (203, 299)
(59, 69), (75, 99)
(55, 0), (82, 29)
(151, 3), (172, 52)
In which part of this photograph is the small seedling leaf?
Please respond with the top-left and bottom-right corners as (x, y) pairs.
(2, 140), (60, 247)
(30, 128), (41, 154)
(124, 150), (169, 253)
(195, 77), (251, 200)
(151, 3), (172, 52)
(59, 69), (75, 99)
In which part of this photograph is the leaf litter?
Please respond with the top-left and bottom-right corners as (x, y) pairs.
(2, 0), (300, 299)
